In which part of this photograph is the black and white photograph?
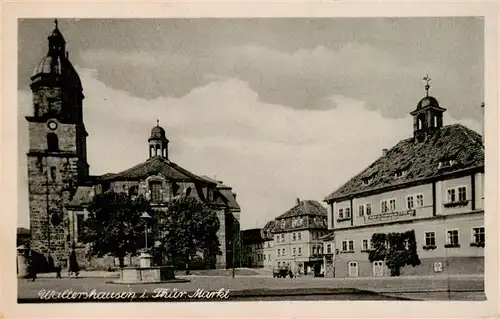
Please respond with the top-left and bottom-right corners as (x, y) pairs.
(2, 2), (499, 318)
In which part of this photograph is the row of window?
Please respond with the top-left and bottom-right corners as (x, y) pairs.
(277, 247), (300, 257)
(339, 187), (469, 219)
(276, 245), (326, 257)
(339, 227), (485, 252)
(275, 231), (327, 243)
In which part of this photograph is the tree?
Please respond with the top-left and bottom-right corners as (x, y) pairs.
(154, 196), (221, 274)
(369, 230), (421, 276)
(81, 191), (151, 268)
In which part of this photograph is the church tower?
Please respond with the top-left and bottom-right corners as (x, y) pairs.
(27, 20), (89, 265)
(148, 120), (169, 159)
(410, 74), (447, 143)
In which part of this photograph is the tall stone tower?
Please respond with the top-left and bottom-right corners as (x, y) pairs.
(27, 20), (89, 266)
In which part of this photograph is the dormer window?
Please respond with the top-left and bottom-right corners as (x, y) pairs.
(394, 170), (406, 178)
(438, 159), (456, 169)
(281, 220), (285, 228)
(361, 177), (373, 186)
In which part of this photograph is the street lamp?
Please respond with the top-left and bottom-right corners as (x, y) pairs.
(140, 212), (152, 251)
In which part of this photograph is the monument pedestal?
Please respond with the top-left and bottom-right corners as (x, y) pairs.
(120, 266), (175, 283)
(114, 251), (179, 284)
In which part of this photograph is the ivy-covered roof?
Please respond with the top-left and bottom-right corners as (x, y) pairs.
(68, 185), (93, 207)
(95, 155), (215, 184)
(241, 228), (264, 245)
(275, 200), (328, 220)
(200, 175), (240, 210)
(261, 220), (276, 240)
(325, 124), (484, 202)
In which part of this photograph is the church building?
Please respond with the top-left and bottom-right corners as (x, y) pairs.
(26, 21), (241, 270)
(324, 78), (484, 278)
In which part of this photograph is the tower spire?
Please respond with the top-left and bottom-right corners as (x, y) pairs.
(157, 119), (159, 127)
(54, 18), (58, 29)
(423, 74), (431, 97)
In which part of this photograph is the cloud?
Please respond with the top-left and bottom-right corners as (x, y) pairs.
(17, 67), (482, 229)
(79, 43), (433, 113)
(79, 40), (483, 123)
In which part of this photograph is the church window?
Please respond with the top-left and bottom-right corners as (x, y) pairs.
(434, 116), (438, 128)
(76, 213), (85, 243)
(47, 133), (59, 152)
(128, 185), (138, 197)
(185, 187), (192, 197)
(37, 156), (44, 172)
(49, 166), (57, 181)
(150, 181), (162, 203)
(102, 182), (110, 193)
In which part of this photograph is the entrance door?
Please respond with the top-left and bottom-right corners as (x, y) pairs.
(373, 261), (384, 277)
(348, 261), (358, 277)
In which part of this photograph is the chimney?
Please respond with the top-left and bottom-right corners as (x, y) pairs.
(382, 149), (388, 157)
(296, 198), (301, 205)
(232, 192), (237, 199)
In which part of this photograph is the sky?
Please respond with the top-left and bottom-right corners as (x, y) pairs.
(17, 18), (484, 230)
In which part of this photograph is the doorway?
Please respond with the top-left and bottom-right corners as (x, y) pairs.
(373, 260), (384, 277)
(348, 261), (358, 277)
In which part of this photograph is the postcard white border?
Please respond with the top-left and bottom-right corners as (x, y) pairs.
(1, 1), (499, 319)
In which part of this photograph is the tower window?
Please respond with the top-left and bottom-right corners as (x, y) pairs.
(37, 156), (44, 172)
(50, 166), (57, 181)
(417, 114), (425, 130)
(47, 133), (59, 152)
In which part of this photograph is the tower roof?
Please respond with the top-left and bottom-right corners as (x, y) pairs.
(30, 19), (82, 89)
(148, 120), (168, 142)
(411, 74), (446, 115)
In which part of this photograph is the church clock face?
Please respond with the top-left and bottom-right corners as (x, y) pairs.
(47, 120), (58, 130)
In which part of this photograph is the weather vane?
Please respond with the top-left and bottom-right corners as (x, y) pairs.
(54, 18), (58, 29)
(156, 119), (159, 126)
(423, 74), (431, 97)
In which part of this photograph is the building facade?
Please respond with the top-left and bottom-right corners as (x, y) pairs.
(271, 199), (328, 276)
(324, 85), (485, 278)
(26, 21), (241, 270)
(261, 220), (276, 270)
(241, 229), (265, 268)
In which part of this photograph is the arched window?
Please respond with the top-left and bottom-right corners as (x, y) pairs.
(150, 181), (162, 203)
(128, 185), (138, 197)
(434, 116), (438, 128)
(156, 145), (161, 156)
(47, 133), (59, 151)
(417, 114), (426, 130)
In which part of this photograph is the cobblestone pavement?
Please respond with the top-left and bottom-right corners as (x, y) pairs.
(18, 274), (484, 301)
